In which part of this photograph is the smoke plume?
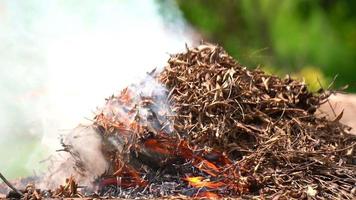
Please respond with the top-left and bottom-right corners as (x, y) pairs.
(0, 0), (193, 179)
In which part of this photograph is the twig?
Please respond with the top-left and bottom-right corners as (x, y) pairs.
(0, 172), (23, 196)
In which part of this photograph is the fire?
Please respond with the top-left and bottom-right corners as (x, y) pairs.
(3, 41), (350, 200)
(183, 176), (224, 189)
(112, 163), (147, 187)
(49, 63), (256, 198)
(143, 137), (174, 155)
(194, 159), (220, 177)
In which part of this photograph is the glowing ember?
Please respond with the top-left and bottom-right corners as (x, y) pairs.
(5, 43), (353, 200)
(183, 176), (224, 189)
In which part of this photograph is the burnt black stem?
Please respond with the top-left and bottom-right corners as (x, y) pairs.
(0, 172), (23, 196)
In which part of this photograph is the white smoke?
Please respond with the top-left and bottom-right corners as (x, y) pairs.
(0, 0), (193, 179)
(42, 125), (108, 188)
(43, 73), (174, 188)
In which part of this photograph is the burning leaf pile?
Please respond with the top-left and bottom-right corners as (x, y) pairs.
(91, 75), (253, 198)
(4, 43), (355, 199)
(158, 44), (355, 198)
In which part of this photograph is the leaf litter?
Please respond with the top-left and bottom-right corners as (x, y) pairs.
(3, 43), (355, 199)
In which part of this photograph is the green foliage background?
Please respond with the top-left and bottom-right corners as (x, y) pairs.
(176, 0), (356, 92)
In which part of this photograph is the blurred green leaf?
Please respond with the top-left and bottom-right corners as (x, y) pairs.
(176, 0), (356, 92)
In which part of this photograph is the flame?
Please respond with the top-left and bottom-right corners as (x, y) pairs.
(184, 176), (224, 189)
(113, 163), (147, 187)
(194, 159), (220, 177)
(93, 85), (247, 195)
(177, 141), (222, 177)
(143, 138), (173, 155)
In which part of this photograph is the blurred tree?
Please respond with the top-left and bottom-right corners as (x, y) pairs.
(176, 0), (356, 92)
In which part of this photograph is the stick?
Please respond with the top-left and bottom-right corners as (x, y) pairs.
(0, 172), (23, 196)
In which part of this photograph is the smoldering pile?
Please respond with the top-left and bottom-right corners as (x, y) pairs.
(159, 44), (356, 198)
(5, 44), (356, 199)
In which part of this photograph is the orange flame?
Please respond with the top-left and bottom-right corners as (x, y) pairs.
(143, 138), (173, 155)
(184, 176), (224, 189)
(177, 141), (222, 177)
(194, 159), (220, 177)
(113, 163), (147, 187)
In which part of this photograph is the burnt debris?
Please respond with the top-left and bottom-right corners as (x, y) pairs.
(4, 43), (356, 199)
